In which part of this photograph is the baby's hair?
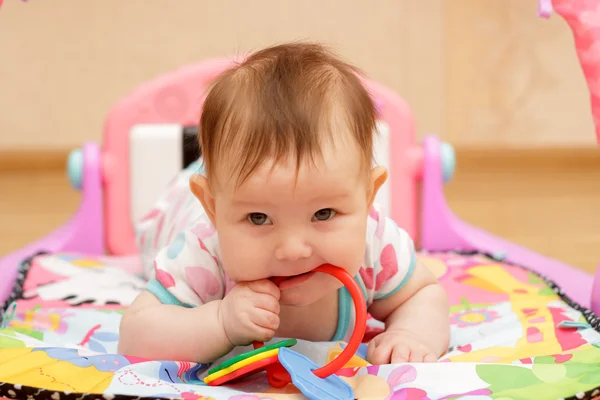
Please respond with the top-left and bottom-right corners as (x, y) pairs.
(199, 42), (377, 188)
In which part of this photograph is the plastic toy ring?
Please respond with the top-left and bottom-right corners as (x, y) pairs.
(204, 348), (279, 384)
(256, 263), (367, 380)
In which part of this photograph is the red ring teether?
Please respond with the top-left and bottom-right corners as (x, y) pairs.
(254, 263), (367, 383)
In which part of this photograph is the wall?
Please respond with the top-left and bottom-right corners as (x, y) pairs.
(444, 1), (596, 148)
(0, 0), (595, 150)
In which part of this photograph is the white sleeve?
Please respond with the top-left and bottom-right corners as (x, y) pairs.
(146, 229), (225, 307)
(365, 205), (417, 301)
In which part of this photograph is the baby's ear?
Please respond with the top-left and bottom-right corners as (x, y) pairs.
(367, 166), (388, 208)
(190, 174), (217, 226)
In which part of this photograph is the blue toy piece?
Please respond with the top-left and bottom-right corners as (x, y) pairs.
(278, 347), (354, 400)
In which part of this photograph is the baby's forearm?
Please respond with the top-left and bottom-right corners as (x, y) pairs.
(385, 283), (449, 356)
(118, 292), (234, 363)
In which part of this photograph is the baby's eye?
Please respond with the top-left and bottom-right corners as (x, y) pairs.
(248, 213), (272, 225)
(312, 208), (336, 222)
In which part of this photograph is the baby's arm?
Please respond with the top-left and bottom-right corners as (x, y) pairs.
(118, 230), (280, 363)
(118, 290), (232, 363)
(368, 259), (449, 363)
(119, 279), (281, 363)
(363, 208), (449, 364)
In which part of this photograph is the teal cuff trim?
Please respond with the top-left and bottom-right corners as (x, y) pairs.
(332, 287), (351, 341)
(147, 279), (193, 308)
(374, 246), (417, 300)
(354, 274), (368, 304)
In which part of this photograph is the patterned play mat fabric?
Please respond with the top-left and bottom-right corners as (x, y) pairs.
(1, 251), (600, 400)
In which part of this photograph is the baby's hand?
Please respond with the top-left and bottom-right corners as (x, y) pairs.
(367, 330), (438, 364)
(219, 279), (281, 346)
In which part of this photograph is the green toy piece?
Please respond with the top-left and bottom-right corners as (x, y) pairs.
(208, 338), (297, 375)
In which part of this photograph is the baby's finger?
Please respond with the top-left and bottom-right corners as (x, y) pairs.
(423, 353), (437, 363)
(407, 347), (424, 363)
(390, 344), (410, 364)
(368, 341), (393, 365)
(249, 324), (277, 343)
(252, 309), (280, 331)
(248, 279), (281, 300)
(253, 293), (281, 315)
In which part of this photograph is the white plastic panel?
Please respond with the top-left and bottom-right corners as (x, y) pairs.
(372, 120), (391, 214)
(130, 124), (183, 224)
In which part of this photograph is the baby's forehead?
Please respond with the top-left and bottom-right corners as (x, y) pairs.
(216, 148), (365, 198)
(235, 171), (359, 207)
(216, 127), (362, 174)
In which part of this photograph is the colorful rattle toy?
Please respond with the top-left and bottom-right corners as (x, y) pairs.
(203, 264), (367, 400)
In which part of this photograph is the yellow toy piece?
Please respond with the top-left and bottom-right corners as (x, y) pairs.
(204, 348), (280, 384)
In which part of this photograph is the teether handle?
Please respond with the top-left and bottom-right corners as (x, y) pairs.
(252, 341), (291, 388)
(254, 264), (367, 381)
(311, 264), (366, 378)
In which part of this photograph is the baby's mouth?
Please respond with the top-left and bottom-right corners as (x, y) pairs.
(273, 271), (316, 290)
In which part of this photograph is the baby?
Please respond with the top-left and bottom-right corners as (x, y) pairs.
(118, 42), (449, 365)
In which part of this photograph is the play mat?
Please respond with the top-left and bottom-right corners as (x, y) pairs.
(1, 251), (600, 400)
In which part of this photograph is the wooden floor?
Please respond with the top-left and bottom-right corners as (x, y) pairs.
(1, 151), (599, 273)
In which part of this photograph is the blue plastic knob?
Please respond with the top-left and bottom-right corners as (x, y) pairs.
(440, 142), (455, 183)
(67, 148), (83, 190)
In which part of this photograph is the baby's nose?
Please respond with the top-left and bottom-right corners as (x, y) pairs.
(275, 235), (312, 261)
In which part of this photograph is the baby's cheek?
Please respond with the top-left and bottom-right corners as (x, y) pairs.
(220, 233), (269, 281)
(325, 228), (366, 274)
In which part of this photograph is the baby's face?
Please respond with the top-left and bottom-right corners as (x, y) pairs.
(196, 139), (384, 306)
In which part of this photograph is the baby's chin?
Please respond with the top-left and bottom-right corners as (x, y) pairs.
(279, 274), (342, 306)
(279, 287), (328, 307)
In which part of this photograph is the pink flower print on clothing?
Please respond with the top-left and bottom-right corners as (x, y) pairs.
(186, 266), (221, 303)
(139, 207), (161, 223)
(369, 207), (385, 239)
(377, 244), (398, 291)
(155, 267), (176, 289)
(138, 229), (147, 250)
(153, 213), (166, 248)
(197, 237), (220, 266)
(375, 223), (385, 240)
(191, 222), (216, 240)
(359, 267), (375, 290)
(369, 206), (379, 221)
